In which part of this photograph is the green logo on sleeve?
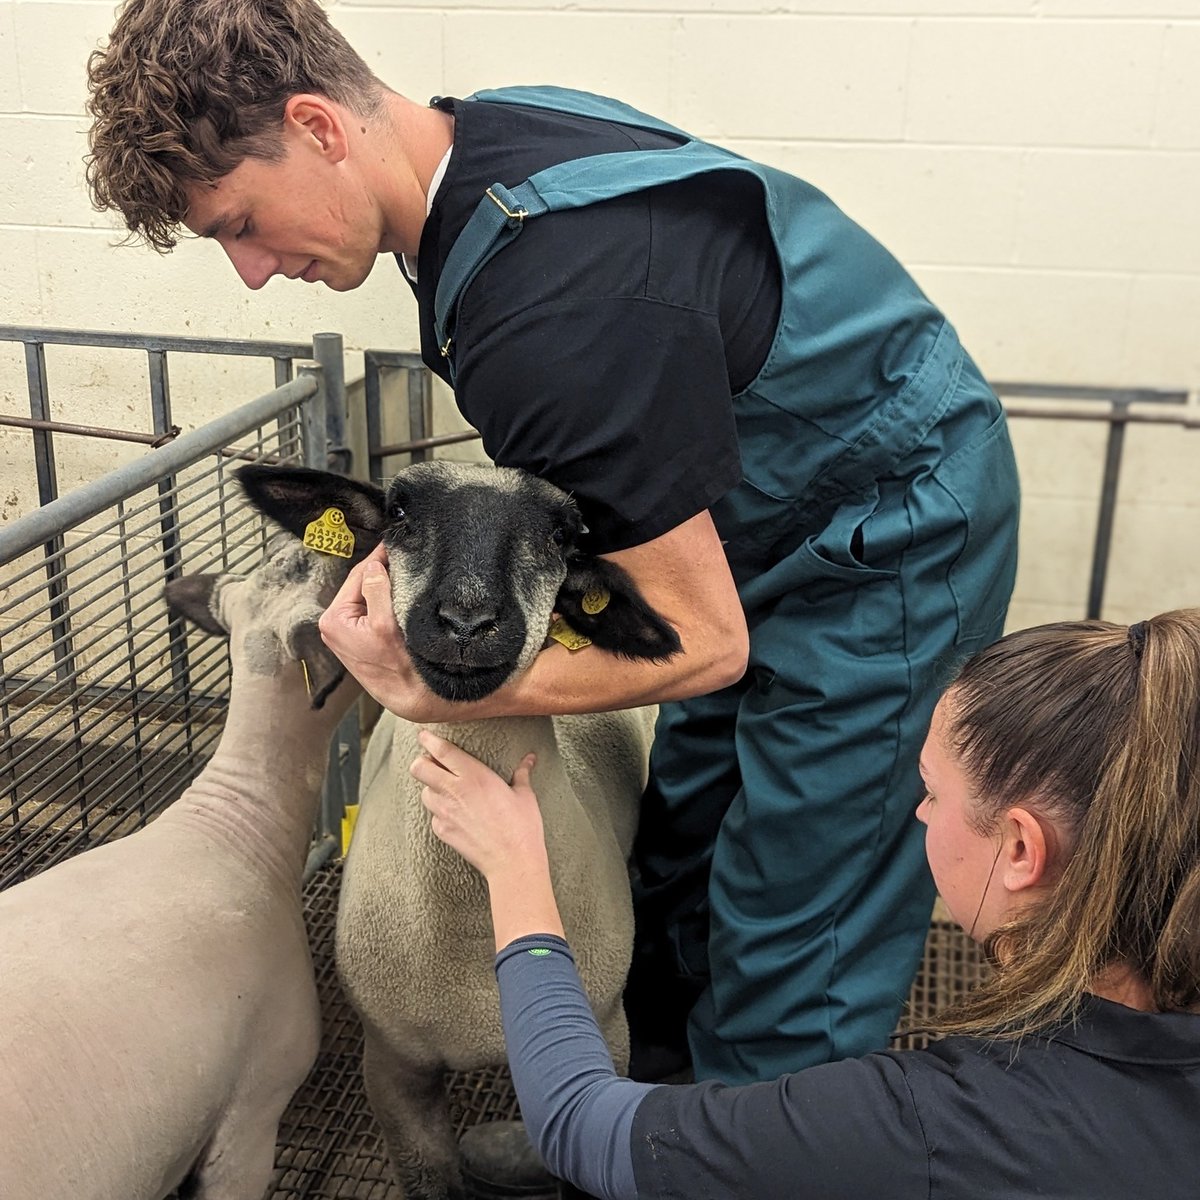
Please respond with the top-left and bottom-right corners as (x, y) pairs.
(527, 948), (552, 957)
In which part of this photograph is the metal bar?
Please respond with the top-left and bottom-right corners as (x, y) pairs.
(407, 365), (433, 464)
(297, 362), (328, 470)
(364, 351), (385, 485)
(0, 415), (180, 446)
(24, 341), (59, 509)
(116, 499), (148, 819)
(23, 340), (78, 692)
(314, 332), (350, 474)
(1001, 399), (1200, 427)
(375, 430), (483, 459)
(1087, 407), (1129, 620)
(0, 324), (312, 360)
(0, 375), (317, 564)
(147, 348), (190, 704)
(994, 382), (1189, 406)
(274, 356), (294, 447)
(358, 348), (427, 371)
(147, 349), (173, 436)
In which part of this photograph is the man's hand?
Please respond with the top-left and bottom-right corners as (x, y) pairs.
(318, 544), (474, 722)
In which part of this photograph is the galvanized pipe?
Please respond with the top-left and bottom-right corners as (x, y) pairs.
(0, 324), (312, 360)
(1002, 398), (1200, 426)
(0, 375), (318, 565)
(0, 414), (180, 445)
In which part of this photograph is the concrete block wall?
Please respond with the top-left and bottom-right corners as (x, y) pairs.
(2, 0), (1198, 626)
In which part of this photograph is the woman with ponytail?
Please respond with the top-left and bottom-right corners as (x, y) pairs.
(415, 611), (1200, 1200)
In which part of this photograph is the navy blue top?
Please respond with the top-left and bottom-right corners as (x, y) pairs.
(496, 935), (1200, 1199)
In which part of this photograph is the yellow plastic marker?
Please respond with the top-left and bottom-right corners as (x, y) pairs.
(302, 507), (355, 559)
(341, 803), (360, 856)
(548, 617), (592, 651)
(300, 659), (312, 697)
(581, 588), (610, 615)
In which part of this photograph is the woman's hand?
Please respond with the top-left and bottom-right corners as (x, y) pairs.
(411, 730), (546, 881)
(412, 730), (565, 948)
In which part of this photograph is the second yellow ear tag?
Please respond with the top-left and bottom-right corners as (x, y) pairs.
(302, 508), (355, 559)
(548, 617), (593, 651)
(581, 588), (610, 615)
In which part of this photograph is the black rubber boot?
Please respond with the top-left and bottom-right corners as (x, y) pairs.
(459, 1120), (558, 1199)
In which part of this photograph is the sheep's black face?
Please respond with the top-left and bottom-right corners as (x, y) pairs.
(381, 463), (584, 703)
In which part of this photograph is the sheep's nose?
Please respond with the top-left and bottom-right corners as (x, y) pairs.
(437, 602), (498, 640)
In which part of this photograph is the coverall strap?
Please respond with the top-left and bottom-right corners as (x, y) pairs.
(433, 87), (757, 384)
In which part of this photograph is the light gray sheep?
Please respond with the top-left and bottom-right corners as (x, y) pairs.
(0, 533), (357, 1200)
(239, 460), (680, 1200)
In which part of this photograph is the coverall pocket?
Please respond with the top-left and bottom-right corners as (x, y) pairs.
(928, 412), (1020, 646)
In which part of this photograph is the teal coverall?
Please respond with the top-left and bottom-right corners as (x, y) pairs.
(434, 86), (1020, 1084)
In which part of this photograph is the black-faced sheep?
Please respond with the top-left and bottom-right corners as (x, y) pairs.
(0, 534), (357, 1200)
(238, 460), (680, 1200)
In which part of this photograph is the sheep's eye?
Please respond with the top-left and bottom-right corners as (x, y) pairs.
(388, 500), (407, 522)
(550, 526), (565, 548)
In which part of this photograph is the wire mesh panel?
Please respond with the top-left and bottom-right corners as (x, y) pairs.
(0, 403), (307, 889)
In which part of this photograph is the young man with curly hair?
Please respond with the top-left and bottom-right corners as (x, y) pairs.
(86, 0), (1020, 1103)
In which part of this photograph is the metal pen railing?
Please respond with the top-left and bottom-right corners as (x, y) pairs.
(0, 332), (358, 890)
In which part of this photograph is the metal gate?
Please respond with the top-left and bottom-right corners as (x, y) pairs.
(3, 324), (1197, 1197)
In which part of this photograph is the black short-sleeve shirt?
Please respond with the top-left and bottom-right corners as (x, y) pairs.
(406, 96), (783, 553)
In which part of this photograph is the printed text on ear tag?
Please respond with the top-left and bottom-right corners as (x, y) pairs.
(581, 588), (610, 615)
(303, 508), (355, 559)
(548, 617), (592, 651)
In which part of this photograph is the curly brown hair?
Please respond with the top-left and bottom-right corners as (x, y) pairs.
(85, 0), (384, 251)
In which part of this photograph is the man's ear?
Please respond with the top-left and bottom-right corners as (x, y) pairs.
(237, 465), (387, 557)
(556, 555), (681, 662)
(1001, 806), (1052, 895)
(283, 93), (350, 163)
(163, 574), (227, 637)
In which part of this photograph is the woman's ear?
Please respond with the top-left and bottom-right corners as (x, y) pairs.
(1000, 806), (1053, 895)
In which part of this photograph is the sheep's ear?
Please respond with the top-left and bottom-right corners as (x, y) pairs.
(289, 620), (347, 711)
(164, 575), (228, 637)
(237, 464), (387, 553)
(557, 556), (681, 662)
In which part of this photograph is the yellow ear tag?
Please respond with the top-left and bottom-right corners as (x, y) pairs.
(581, 588), (610, 615)
(548, 617), (593, 651)
(340, 803), (360, 857)
(300, 659), (312, 696)
(302, 508), (355, 559)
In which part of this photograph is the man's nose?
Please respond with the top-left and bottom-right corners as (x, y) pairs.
(225, 243), (278, 291)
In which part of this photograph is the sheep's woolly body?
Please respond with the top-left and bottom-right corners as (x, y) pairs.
(228, 459), (674, 1198)
(0, 541), (355, 1200)
(338, 706), (654, 1074)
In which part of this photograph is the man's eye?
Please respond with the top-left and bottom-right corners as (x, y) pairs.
(235, 221), (253, 241)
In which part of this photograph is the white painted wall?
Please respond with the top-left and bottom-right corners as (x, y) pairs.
(2, 0), (1198, 625)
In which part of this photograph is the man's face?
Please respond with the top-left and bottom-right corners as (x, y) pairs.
(182, 139), (382, 292)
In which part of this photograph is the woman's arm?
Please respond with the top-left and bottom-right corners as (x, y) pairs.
(411, 733), (656, 1198)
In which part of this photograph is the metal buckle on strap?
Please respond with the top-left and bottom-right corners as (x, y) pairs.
(439, 336), (452, 358)
(485, 187), (528, 226)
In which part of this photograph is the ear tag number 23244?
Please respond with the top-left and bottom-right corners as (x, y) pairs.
(303, 508), (355, 559)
